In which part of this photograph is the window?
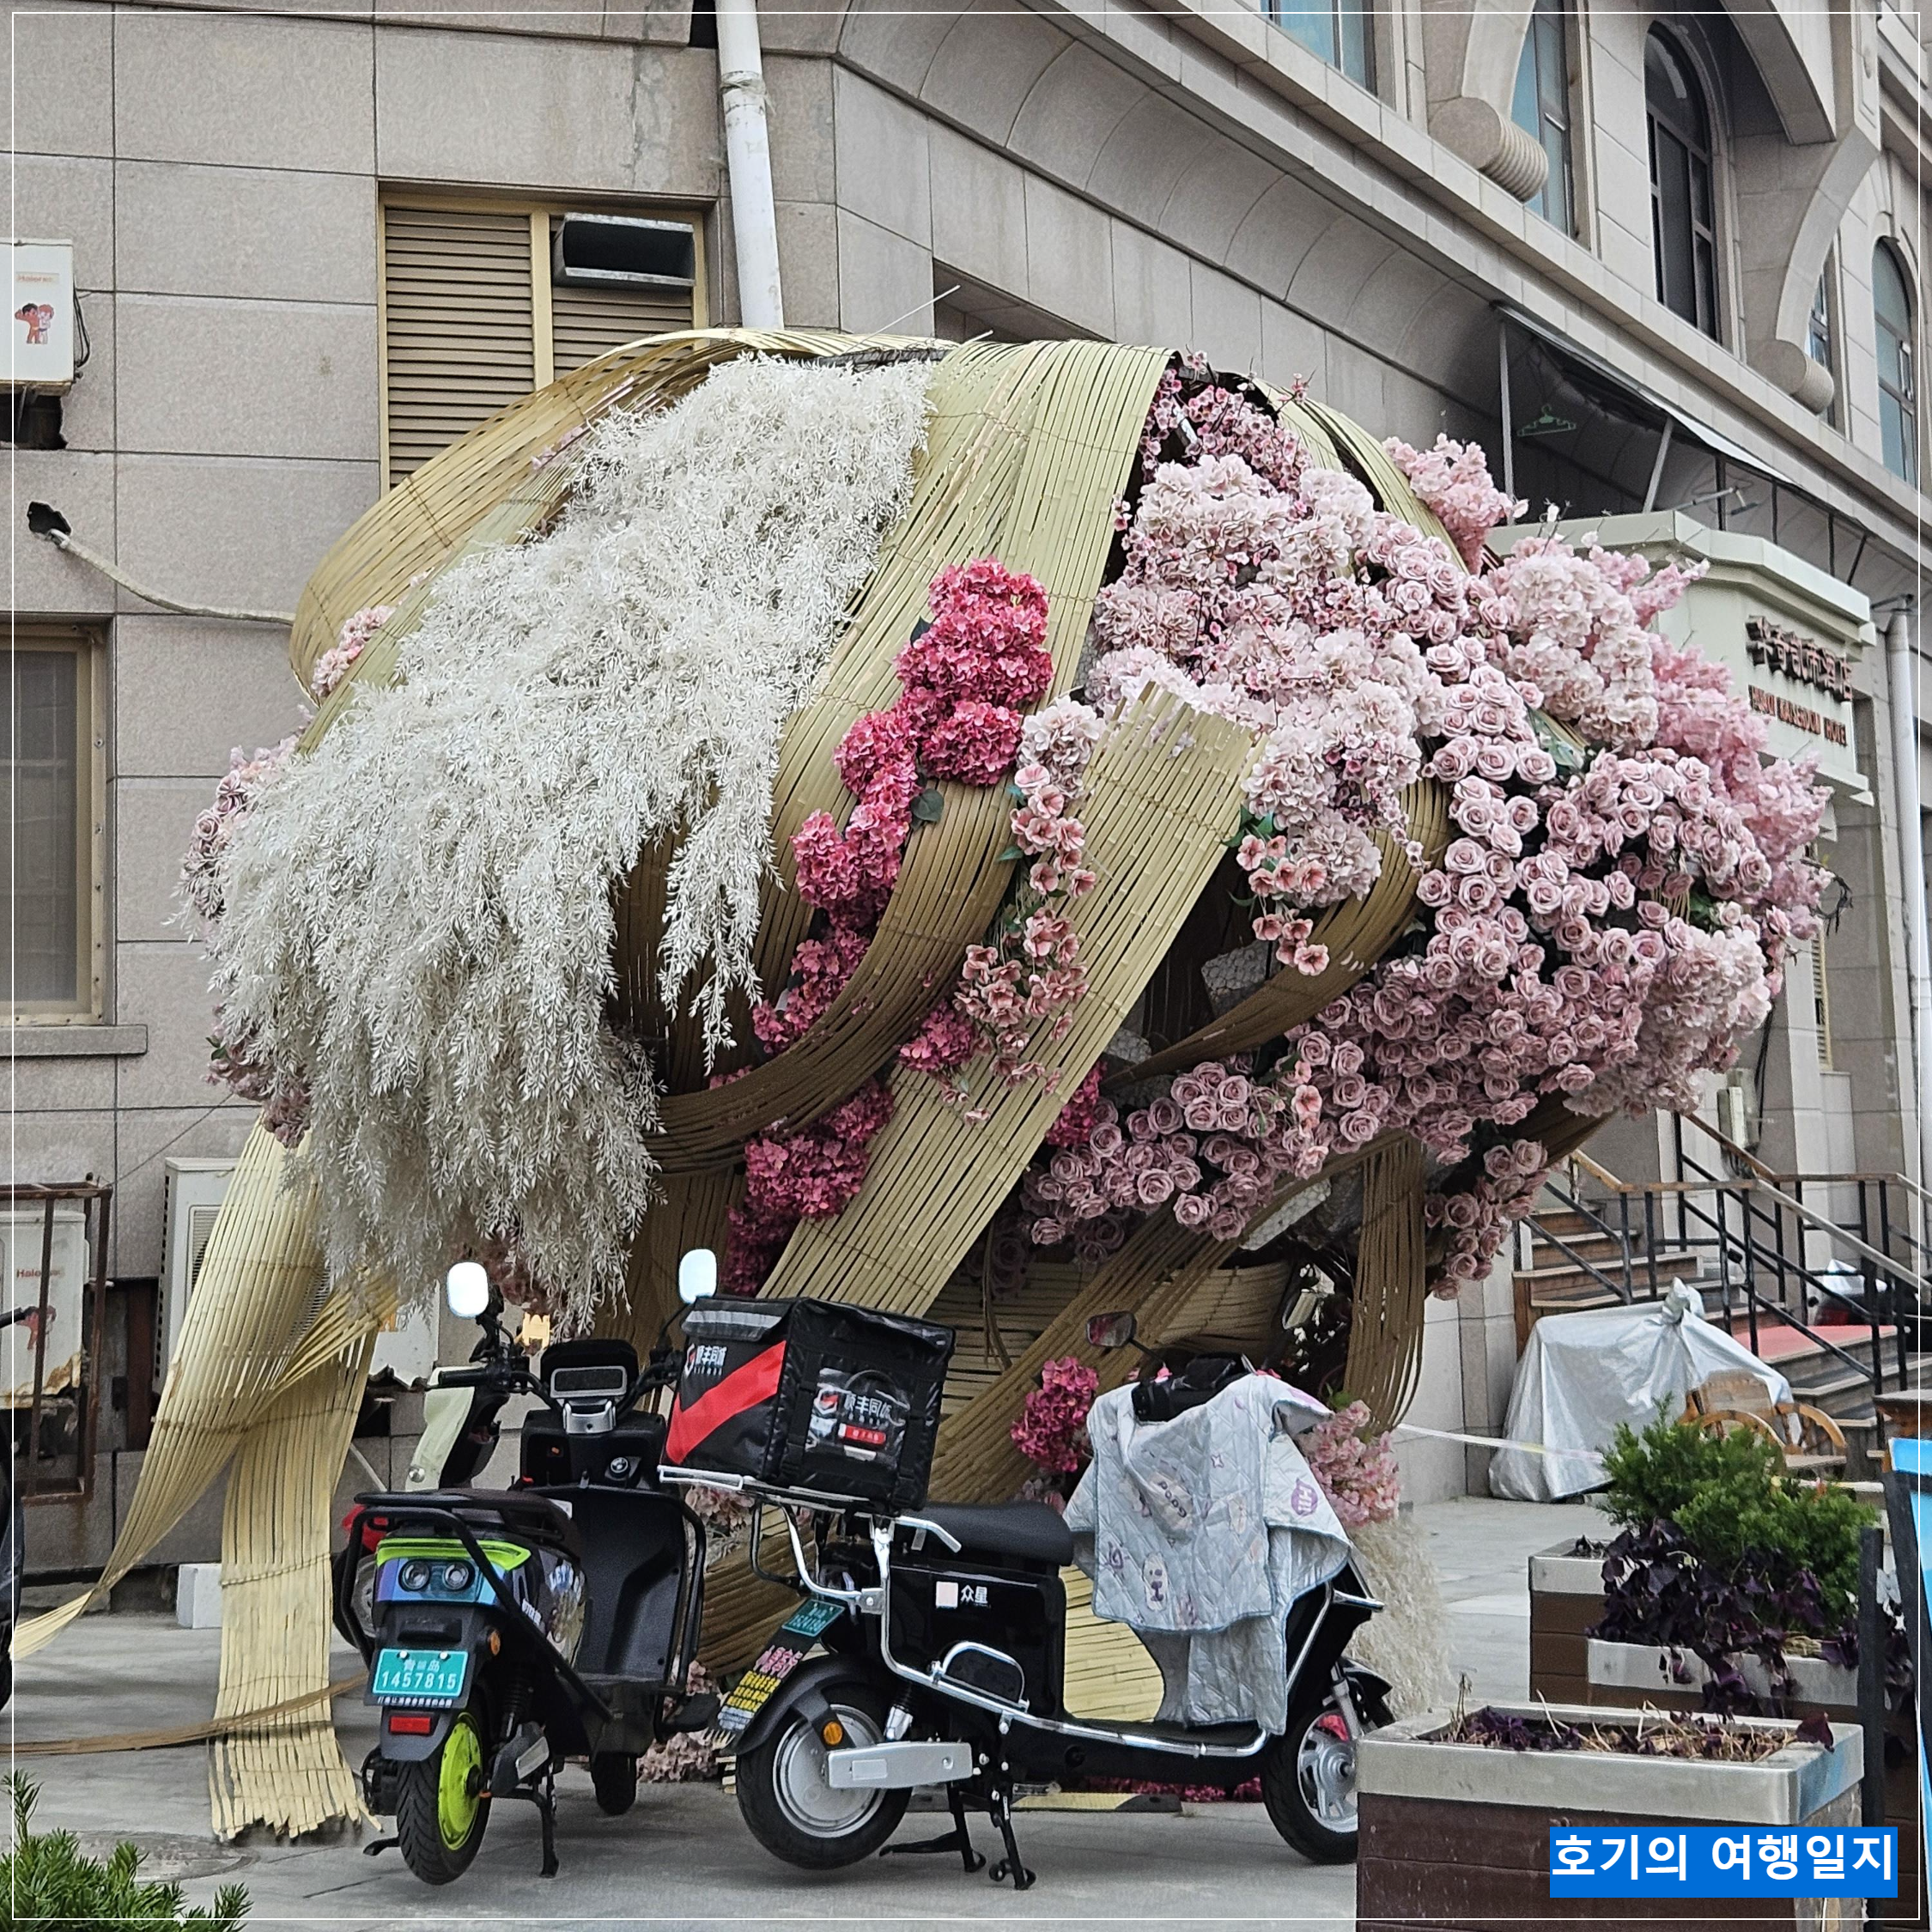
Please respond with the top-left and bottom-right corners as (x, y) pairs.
(1511, 0), (1575, 234)
(1270, 0), (1374, 89)
(5, 627), (101, 1018)
(380, 197), (705, 486)
(1874, 240), (1917, 487)
(1645, 30), (1720, 339)
(1807, 260), (1838, 424)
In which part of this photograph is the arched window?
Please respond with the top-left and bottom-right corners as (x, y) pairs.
(1511, 0), (1575, 234)
(1874, 240), (1918, 486)
(1646, 29), (1719, 338)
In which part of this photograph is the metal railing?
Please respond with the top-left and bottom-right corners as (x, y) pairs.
(1520, 1123), (1926, 1410)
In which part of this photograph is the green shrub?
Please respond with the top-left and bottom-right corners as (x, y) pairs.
(1, 1774), (248, 1930)
(1600, 1412), (1874, 1618)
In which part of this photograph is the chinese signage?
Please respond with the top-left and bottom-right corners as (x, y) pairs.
(1550, 1826), (1897, 1899)
(1746, 616), (1853, 701)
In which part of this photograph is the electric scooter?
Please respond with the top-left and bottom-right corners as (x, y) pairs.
(333, 1254), (721, 1884)
(676, 1306), (1390, 1890)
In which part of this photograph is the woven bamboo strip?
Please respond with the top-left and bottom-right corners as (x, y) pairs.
(764, 692), (1257, 1316)
(1340, 1135), (1428, 1431)
(600, 1167), (740, 1354)
(13, 1126), (343, 1655)
(1255, 383), (1342, 472)
(209, 1330), (375, 1839)
(1060, 1567), (1163, 1722)
(1128, 779), (1450, 1084)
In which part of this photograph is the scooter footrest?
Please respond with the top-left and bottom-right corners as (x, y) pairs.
(663, 1691), (721, 1734)
(489, 1722), (551, 1796)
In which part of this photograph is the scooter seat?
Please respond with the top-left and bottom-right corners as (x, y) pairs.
(915, 1502), (1074, 1569)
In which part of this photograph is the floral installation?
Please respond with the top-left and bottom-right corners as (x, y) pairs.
(1300, 1398), (1402, 1528)
(181, 735), (300, 939)
(1012, 368), (1825, 1303)
(309, 604), (393, 702)
(1010, 1354), (1100, 1480)
(639, 1660), (723, 1783)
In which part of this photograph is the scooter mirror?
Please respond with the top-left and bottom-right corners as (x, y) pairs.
(445, 1260), (491, 1320)
(1086, 1309), (1136, 1351)
(677, 1248), (718, 1306)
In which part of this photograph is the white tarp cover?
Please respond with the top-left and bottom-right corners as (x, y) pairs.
(1489, 1283), (1793, 1502)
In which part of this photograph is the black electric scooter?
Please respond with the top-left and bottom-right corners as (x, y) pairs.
(333, 1256), (720, 1884)
(689, 1309), (1390, 1890)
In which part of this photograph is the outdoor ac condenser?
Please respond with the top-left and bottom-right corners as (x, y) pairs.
(159, 1154), (437, 1388)
(0, 1205), (89, 1404)
(161, 1157), (237, 1372)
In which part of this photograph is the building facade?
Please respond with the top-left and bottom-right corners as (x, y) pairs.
(5, 0), (1927, 1542)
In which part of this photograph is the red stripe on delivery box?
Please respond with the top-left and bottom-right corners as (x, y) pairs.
(665, 1342), (787, 1464)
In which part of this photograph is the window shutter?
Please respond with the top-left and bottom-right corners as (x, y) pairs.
(382, 204), (537, 482)
(549, 271), (696, 375)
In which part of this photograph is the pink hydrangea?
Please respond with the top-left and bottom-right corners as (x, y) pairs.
(1012, 1355), (1100, 1475)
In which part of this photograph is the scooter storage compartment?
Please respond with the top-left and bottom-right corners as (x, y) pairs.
(889, 1557), (1065, 1716)
(666, 1299), (953, 1510)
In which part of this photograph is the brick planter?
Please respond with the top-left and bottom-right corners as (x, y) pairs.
(1357, 1702), (1865, 1929)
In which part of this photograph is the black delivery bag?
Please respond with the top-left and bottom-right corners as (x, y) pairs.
(665, 1298), (954, 1510)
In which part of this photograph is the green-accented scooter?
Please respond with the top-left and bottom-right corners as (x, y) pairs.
(333, 1253), (721, 1884)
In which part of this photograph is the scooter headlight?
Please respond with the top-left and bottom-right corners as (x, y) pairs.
(440, 1561), (474, 1594)
(398, 1560), (431, 1592)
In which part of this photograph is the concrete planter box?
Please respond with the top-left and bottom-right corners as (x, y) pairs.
(1358, 1701), (1864, 1929)
(1529, 1538), (1608, 1706)
(1589, 1637), (1862, 1709)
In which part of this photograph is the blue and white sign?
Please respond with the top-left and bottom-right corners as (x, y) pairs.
(1549, 1827), (1897, 1899)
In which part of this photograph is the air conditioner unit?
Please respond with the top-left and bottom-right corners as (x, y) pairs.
(161, 1157), (236, 1372)
(6, 240), (75, 391)
(551, 213), (695, 290)
(0, 1206), (88, 1405)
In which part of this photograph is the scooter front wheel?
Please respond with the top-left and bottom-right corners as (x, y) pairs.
(735, 1678), (908, 1869)
(394, 1709), (492, 1884)
(1261, 1680), (1360, 1864)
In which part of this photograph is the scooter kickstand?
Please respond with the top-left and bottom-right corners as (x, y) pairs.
(361, 1836), (398, 1859)
(533, 1768), (559, 1879)
(985, 1785), (1035, 1892)
(878, 1785), (984, 1874)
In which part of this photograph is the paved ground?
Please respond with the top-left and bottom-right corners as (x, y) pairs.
(9, 1493), (1607, 1929)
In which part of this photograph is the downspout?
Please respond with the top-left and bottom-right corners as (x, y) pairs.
(1885, 606), (1932, 1225)
(714, 0), (785, 331)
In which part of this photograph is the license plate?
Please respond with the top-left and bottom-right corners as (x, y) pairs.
(715, 1599), (845, 1735)
(371, 1647), (469, 1704)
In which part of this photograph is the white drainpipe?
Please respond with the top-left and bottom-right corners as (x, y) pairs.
(1886, 606), (1932, 1221)
(714, 0), (785, 331)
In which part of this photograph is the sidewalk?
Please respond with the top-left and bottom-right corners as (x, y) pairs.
(9, 1494), (1608, 1928)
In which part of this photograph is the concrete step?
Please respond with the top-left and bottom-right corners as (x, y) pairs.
(1518, 1252), (1705, 1301)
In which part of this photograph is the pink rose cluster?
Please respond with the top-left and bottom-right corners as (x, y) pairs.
(1090, 374), (1457, 967)
(309, 604), (393, 702)
(1011, 1354), (1100, 1476)
(1425, 1139), (1548, 1292)
(721, 1078), (896, 1293)
(899, 692), (1105, 1093)
(1023, 1059), (1332, 1267)
(181, 734), (300, 935)
(1300, 1399), (1401, 1528)
(1383, 434), (1526, 569)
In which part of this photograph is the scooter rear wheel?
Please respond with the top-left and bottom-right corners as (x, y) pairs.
(590, 1752), (638, 1816)
(394, 1709), (491, 1884)
(735, 1678), (908, 1869)
(1261, 1680), (1360, 1864)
